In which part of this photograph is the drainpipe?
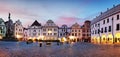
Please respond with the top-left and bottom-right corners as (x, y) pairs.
(98, 23), (101, 44)
(112, 18), (114, 44)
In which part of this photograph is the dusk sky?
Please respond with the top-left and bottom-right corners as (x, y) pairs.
(0, 0), (119, 27)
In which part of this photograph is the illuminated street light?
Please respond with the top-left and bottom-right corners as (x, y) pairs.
(58, 38), (61, 42)
(48, 31), (52, 33)
(0, 35), (2, 39)
(37, 36), (44, 40)
(16, 35), (20, 38)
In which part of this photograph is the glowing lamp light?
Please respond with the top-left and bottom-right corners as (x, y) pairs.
(115, 33), (120, 38)
(69, 36), (75, 39)
(58, 38), (61, 41)
(37, 36), (44, 40)
(16, 35), (21, 39)
(61, 37), (67, 42)
(28, 37), (32, 40)
(48, 31), (52, 33)
(0, 36), (2, 39)
(63, 37), (67, 42)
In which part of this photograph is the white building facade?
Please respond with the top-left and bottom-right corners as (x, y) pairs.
(27, 20), (42, 40)
(58, 25), (71, 38)
(91, 4), (120, 44)
(14, 20), (24, 39)
(42, 20), (58, 40)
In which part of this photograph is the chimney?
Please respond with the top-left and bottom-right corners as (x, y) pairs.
(107, 8), (109, 11)
(113, 5), (115, 7)
(100, 12), (102, 15)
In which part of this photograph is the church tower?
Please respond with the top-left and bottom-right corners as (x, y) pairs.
(8, 13), (11, 20)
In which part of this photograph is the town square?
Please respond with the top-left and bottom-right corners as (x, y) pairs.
(0, 0), (120, 57)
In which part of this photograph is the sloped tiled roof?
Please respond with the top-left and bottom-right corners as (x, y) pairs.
(91, 4), (120, 25)
(31, 20), (41, 26)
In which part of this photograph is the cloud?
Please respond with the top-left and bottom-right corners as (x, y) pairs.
(56, 16), (83, 27)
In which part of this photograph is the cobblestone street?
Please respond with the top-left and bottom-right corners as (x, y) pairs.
(0, 41), (120, 57)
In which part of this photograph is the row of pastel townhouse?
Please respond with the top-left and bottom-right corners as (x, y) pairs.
(0, 13), (91, 42)
(91, 4), (120, 44)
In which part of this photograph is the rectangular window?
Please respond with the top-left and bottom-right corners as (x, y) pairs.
(38, 33), (40, 35)
(75, 33), (77, 36)
(98, 29), (99, 34)
(95, 30), (97, 34)
(116, 24), (120, 30)
(33, 30), (36, 32)
(54, 33), (57, 36)
(107, 18), (109, 23)
(48, 29), (52, 31)
(78, 33), (80, 36)
(117, 14), (119, 20)
(108, 26), (111, 32)
(103, 20), (105, 24)
(101, 28), (103, 33)
(93, 31), (94, 34)
(50, 33), (52, 35)
(43, 33), (46, 35)
(43, 29), (46, 31)
(95, 24), (97, 27)
(72, 30), (74, 32)
(54, 29), (57, 31)
(75, 30), (77, 32)
(72, 33), (74, 36)
(98, 24), (100, 27)
(105, 27), (107, 33)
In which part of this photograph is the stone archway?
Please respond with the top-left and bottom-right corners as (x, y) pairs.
(107, 34), (113, 44)
(101, 34), (106, 44)
(115, 32), (120, 44)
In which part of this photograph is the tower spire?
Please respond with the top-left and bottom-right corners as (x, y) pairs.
(8, 13), (11, 20)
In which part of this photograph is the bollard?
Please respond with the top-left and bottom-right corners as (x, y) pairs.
(39, 43), (42, 47)
(57, 42), (59, 45)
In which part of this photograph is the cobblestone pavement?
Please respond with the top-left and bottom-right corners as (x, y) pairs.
(0, 41), (120, 57)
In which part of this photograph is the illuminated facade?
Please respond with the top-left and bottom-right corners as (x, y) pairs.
(0, 18), (6, 39)
(91, 4), (120, 44)
(82, 20), (91, 42)
(58, 25), (71, 38)
(42, 20), (58, 40)
(70, 23), (82, 41)
(14, 20), (24, 39)
(28, 20), (42, 40)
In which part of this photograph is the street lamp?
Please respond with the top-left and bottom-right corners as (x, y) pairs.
(61, 37), (67, 42)
(48, 31), (52, 33)
(37, 36), (44, 40)
(16, 35), (22, 41)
